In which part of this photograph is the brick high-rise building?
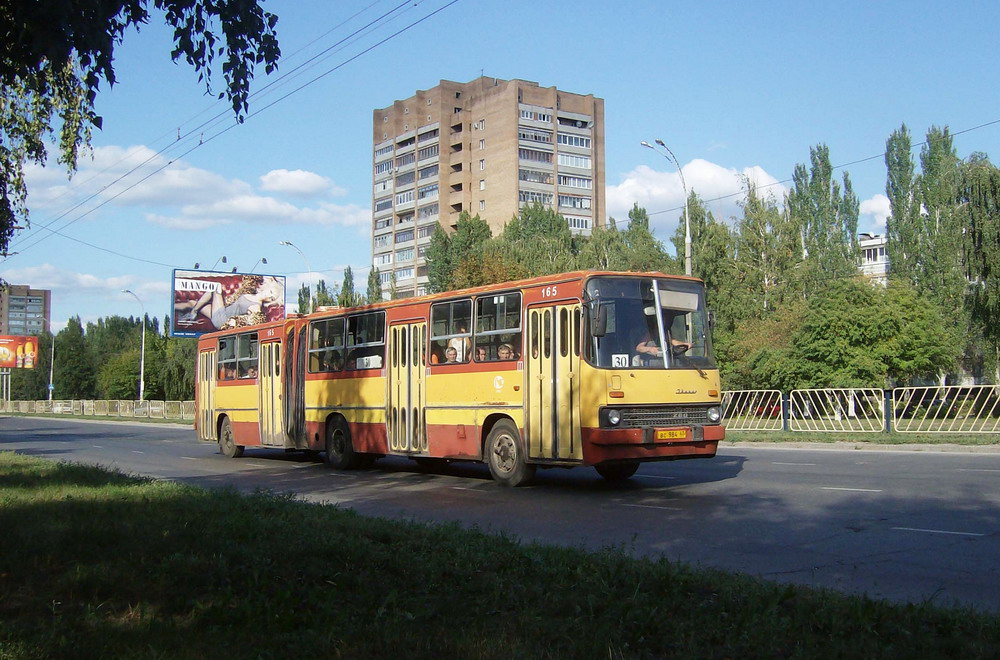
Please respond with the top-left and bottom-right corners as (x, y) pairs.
(0, 285), (51, 335)
(372, 77), (605, 297)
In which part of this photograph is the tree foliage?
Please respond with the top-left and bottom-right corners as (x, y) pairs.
(0, 0), (281, 251)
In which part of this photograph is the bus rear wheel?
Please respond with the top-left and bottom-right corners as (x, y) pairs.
(486, 420), (535, 487)
(219, 417), (244, 458)
(325, 418), (360, 470)
(595, 461), (639, 482)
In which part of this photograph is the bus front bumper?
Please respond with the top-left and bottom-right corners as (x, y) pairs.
(581, 425), (724, 464)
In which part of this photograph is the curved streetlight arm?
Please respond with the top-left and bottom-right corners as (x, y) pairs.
(642, 139), (692, 276)
(279, 240), (313, 273)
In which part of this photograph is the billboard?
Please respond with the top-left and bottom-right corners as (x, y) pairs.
(0, 335), (38, 369)
(170, 270), (287, 338)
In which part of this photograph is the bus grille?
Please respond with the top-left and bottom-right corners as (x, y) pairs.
(618, 406), (710, 428)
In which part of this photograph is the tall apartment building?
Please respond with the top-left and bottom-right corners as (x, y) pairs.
(372, 76), (605, 297)
(0, 285), (51, 335)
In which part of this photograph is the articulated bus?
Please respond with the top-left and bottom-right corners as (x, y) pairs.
(195, 270), (725, 486)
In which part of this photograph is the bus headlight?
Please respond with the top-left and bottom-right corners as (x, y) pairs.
(607, 409), (622, 426)
(707, 406), (722, 423)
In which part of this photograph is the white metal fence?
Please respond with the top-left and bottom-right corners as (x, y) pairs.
(724, 385), (1000, 434)
(0, 399), (195, 421)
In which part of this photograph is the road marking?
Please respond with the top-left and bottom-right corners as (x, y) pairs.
(957, 468), (1000, 473)
(820, 486), (882, 493)
(180, 457), (198, 461)
(622, 503), (682, 511)
(773, 462), (816, 466)
(131, 450), (144, 454)
(246, 462), (268, 468)
(639, 475), (678, 480)
(892, 527), (985, 537)
(92, 445), (103, 448)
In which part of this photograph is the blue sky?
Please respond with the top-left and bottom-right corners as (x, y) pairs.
(4, 0), (998, 331)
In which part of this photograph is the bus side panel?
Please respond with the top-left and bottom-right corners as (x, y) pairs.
(304, 371), (388, 454)
(214, 381), (263, 447)
(425, 368), (524, 460)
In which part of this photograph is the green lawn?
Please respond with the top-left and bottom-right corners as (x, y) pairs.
(1, 452), (999, 658)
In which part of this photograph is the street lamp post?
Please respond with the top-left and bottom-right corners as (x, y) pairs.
(641, 139), (692, 276)
(121, 289), (146, 401)
(278, 241), (312, 273)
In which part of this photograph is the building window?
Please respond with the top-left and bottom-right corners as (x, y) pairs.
(565, 215), (591, 230)
(418, 164), (438, 179)
(479, 179), (486, 191)
(395, 152), (415, 168)
(479, 200), (486, 211)
(395, 171), (415, 187)
(374, 144), (393, 158)
(519, 190), (553, 205)
(519, 169), (552, 185)
(418, 224), (437, 238)
(374, 159), (393, 175)
(375, 217), (392, 230)
(397, 212), (414, 225)
(479, 139), (485, 150)
(518, 148), (552, 164)
(558, 153), (592, 169)
(418, 204), (439, 220)
(375, 197), (392, 212)
(518, 127), (553, 144)
(417, 144), (439, 160)
(558, 175), (592, 189)
(479, 159), (486, 171)
(395, 267), (414, 281)
(396, 229), (415, 243)
(374, 234), (392, 248)
(418, 183), (439, 200)
(557, 133), (592, 148)
(395, 190), (414, 205)
(558, 194), (591, 210)
(395, 247), (415, 262)
(374, 253), (392, 266)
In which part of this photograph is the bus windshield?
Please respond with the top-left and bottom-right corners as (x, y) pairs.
(583, 276), (715, 370)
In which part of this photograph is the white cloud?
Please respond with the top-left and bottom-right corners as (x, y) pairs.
(147, 196), (371, 232)
(260, 169), (345, 197)
(606, 159), (786, 238)
(860, 193), (891, 230)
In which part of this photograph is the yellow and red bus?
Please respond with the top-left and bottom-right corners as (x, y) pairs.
(195, 270), (724, 486)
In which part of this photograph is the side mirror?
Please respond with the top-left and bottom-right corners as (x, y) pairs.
(591, 303), (607, 337)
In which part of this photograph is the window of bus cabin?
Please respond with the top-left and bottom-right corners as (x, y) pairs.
(474, 292), (521, 361)
(237, 333), (259, 379)
(218, 336), (237, 380)
(346, 311), (385, 370)
(309, 317), (346, 372)
(430, 300), (472, 363)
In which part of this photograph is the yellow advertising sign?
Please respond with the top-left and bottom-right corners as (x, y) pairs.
(0, 335), (37, 369)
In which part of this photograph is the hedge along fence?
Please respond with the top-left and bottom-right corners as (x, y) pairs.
(0, 399), (195, 422)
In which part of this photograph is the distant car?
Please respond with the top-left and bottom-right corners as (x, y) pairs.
(755, 402), (781, 418)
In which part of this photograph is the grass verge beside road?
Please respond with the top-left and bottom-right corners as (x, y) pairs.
(2, 452), (999, 658)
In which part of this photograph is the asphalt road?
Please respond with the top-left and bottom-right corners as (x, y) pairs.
(3, 415), (999, 612)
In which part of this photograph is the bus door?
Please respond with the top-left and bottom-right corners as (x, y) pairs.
(526, 304), (583, 461)
(258, 339), (285, 446)
(387, 322), (427, 454)
(197, 349), (216, 441)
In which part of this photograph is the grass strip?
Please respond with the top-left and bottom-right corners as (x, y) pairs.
(1, 451), (999, 659)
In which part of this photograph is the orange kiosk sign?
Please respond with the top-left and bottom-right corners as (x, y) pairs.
(0, 335), (38, 369)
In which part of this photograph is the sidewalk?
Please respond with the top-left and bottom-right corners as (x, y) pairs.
(723, 440), (1000, 453)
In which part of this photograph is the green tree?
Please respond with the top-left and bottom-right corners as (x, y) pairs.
(786, 145), (859, 295)
(338, 266), (363, 307)
(54, 316), (95, 399)
(0, 0), (281, 251)
(959, 155), (1000, 376)
(312, 279), (334, 310)
(425, 212), (494, 291)
(425, 225), (453, 293)
(884, 124), (921, 285)
(577, 220), (629, 271)
(624, 203), (671, 272)
(366, 267), (382, 304)
(491, 203), (576, 280)
(97, 350), (142, 400)
(10, 332), (53, 400)
(296, 283), (310, 314)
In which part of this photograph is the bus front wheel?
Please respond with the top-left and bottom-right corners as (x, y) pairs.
(595, 461), (639, 482)
(325, 418), (360, 470)
(486, 420), (535, 487)
(219, 417), (244, 458)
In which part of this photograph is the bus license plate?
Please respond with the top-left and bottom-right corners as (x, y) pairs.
(656, 429), (687, 440)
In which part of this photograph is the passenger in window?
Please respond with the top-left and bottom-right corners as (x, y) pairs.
(475, 346), (489, 361)
(246, 366), (258, 379)
(444, 347), (459, 363)
(497, 344), (514, 360)
(448, 324), (471, 361)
